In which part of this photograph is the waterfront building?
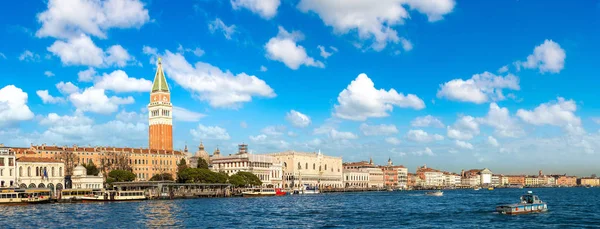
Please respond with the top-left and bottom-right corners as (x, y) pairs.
(380, 158), (404, 187)
(343, 159), (376, 170)
(506, 175), (526, 186)
(416, 165), (444, 187)
(0, 147), (16, 187)
(443, 172), (461, 186)
(554, 175), (577, 186)
(148, 58), (173, 151)
(189, 142), (210, 168)
(70, 165), (104, 189)
(397, 166), (408, 189)
(268, 151), (343, 189)
(343, 169), (369, 188)
(343, 159), (384, 188)
(491, 175), (501, 187)
(11, 145), (185, 182)
(461, 169), (480, 187)
(211, 145), (283, 188)
(578, 177), (600, 186)
(525, 176), (545, 187)
(16, 157), (64, 194)
(407, 173), (417, 188)
(500, 175), (509, 186)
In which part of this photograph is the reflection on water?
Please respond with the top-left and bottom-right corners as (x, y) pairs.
(0, 188), (599, 228)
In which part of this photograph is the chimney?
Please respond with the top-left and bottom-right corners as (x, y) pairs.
(461, 169), (465, 177)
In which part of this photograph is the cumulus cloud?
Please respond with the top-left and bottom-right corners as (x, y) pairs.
(208, 18), (237, 40)
(94, 70), (152, 93)
(18, 50), (40, 62)
(36, 90), (64, 104)
(177, 44), (205, 57)
(437, 71), (520, 104)
(334, 73), (425, 121)
(44, 71), (55, 77)
(156, 49), (275, 108)
(190, 124), (231, 140)
(286, 110), (311, 128)
(261, 125), (287, 136)
(329, 129), (358, 140)
(56, 81), (80, 95)
(297, 0), (455, 51)
(385, 137), (401, 145)
(78, 68), (97, 82)
(265, 26), (324, 70)
(231, 0), (280, 19)
(0, 85), (35, 126)
(515, 39), (566, 74)
(318, 45), (337, 59)
(48, 35), (136, 67)
(406, 129), (444, 143)
(447, 116), (480, 140)
(36, 0), (150, 39)
(412, 147), (434, 156)
(455, 140), (474, 150)
(411, 115), (444, 128)
(68, 86), (134, 114)
(249, 134), (290, 150)
(488, 136), (499, 147)
(359, 123), (399, 136)
(516, 97), (583, 134)
(172, 106), (205, 122)
(260, 65), (268, 72)
(477, 103), (524, 138)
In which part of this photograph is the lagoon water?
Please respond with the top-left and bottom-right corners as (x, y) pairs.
(1, 188), (600, 228)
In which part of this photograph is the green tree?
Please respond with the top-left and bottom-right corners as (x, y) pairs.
(150, 173), (174, 181)
(237, 171), (262, 186)
(84, 162), (100, 176)
(229, 174), (246, 187)
(108, 170), (136, 182)
(176, 168), (229, 183)
(177, 158), (188, 172)
(196, 158), (209, 169)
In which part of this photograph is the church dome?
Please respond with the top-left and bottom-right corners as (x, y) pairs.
(195, 142), (210, 162)
(73, 165), (86, 176)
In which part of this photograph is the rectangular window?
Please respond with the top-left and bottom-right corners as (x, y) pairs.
(0, 158), (4, 166)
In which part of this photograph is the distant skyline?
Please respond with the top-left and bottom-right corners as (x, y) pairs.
(0, 0), (599, 176)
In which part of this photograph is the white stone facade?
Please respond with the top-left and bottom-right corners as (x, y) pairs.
(361, 167), (384, 188)
(0, 148), (16, 188)
(397, 167), (408, 189)
(16, 157), (65, 194)
(343, 170), (369, 188)
(211, 153), (283, 188)
(70, 165), (104, 189)
(268, 151), (343, 189)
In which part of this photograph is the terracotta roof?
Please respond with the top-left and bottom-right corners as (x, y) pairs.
(17, 157), (63, 163)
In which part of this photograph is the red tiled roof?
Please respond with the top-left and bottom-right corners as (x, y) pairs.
(17, 157), (63, 163)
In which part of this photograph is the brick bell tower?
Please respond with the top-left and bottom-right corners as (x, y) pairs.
(148, 57), (173, 150)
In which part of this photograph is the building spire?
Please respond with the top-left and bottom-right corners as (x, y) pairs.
(152, 57), (170, 93)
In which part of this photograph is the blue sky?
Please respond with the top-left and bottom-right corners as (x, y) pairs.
(1, 0), (599, 175)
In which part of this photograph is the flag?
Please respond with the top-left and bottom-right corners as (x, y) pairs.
(43, 168), (48, 180)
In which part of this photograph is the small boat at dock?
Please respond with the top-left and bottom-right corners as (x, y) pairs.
(488, 187), (494, 190)
(496, 191), (548, 215)
(425, 190), (443, 196)
(242, 188), (276, 197)
(473, 187), (481, 191)
(0, 188), (52, 204)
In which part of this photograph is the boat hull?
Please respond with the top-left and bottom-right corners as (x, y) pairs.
(242, 193), (276, 197)
(496, 204), (548, 215)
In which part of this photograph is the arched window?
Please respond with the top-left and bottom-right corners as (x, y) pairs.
(59, 167), (62, 177)
(319, 166), (322, 171)
(325, 165), (327, 171)
(52, 167), (55, 177)
(305, 163), (308, 169)
(19, 167), (22, 177)
(298, 162), (301, 169)
(36, 167), (39, 176)
(27, 167), (31, 177)
(313, 164), (315, 170)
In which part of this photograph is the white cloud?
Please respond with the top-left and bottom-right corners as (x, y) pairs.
(18, 50), (40, 62)
(142, 46), (157, 56)
(68, 86), (134, 114)
(190, 124), (231, 140)
(159, 50), (276, 108)
(44, 71), (55, 77)
(231, 0), (280, 19)
(286, 110), (311, 128)
(265, 26), (324, 70)
(360, 123), (399, 136)
(593, 118), (600, 125)
(400, 38), (413, 51)
(385, 137), (401, 145)
(177, 44), (205, 57)
(172, 106), (205, 122)
(412, 147), (434, 156)
(78, 68), (97, 82)
(447, 116), (480, 140)
(477, 103), (524, 138)
(208, 18), (237, 40)
(116, 110), (145, 123)
(36, 0), (150, 39)
(261, 125), (287, 136)
(329, 129), (358, 140)
(0, 85), (34, 126)
(406, 129), (444, 143)
(437, 71), (520, 104)
(297, 0), (455, 51)
(497, 65), (508, 73)
(249, 134), (290, 150)
(515, 39), (566, 74)
(333, 73), (425, 121)
(318, 45), (337, 58)
(94, 70), (152, 93)
(105, 45), (133, 67)
(240, 121), (248, 128)
(56, 81), (80, 95)
(488, 136), (499, 147)
(260, 65), (268, 72)
(516, 97), (583, 134)
(48, 34), (104, 66)
(36, 90), (64, 104)
(411, 115), (444, 128)
(455, 140), (474, 150)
